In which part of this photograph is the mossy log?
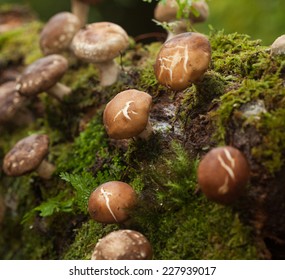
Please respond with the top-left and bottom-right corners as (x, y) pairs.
(1, 5), (285, 260)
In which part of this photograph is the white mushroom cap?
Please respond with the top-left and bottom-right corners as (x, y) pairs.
(71, 22), (129, 64)
(155, 32), (211, 91)
(16, 54), (69, 97)
(91, 230), (153, 260)
(39, 12), (81, 55)
(103, 89), (153, 139)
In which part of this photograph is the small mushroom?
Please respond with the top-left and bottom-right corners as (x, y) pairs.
(71, 22), (129, 86)
(270, 35), (285, 56)
(103, 89), (153, 140)
(154, 0), (209, 41)
(91, 229), (153, 260)
(16, 54), (71, 100)
(154, 32), (211, 91)
(39, 12), (81, 55)
(71, 0), (102, 27)
(0, 81), (27, 125)
(3, 134), (55, 179)
(197, 146), (250, 205)
(88, 181), (137, 224)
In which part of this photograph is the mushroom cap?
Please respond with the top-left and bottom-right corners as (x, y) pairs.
(271, 35), (285, 56)
(154, 0), (209, 23)
(0, 81), (26, 124)
(154, 0), (177, 22)
(154, 32), (211, 91)
(71, 22), (129, 63)
(103, 89), (152, 139)
(197, 146), (250, 205)
(16, 54), (68, 97)
(39, 12), (81, 55)
(88, 181), (137, 224)
(3, 134), (49, 176)
(91, 230), (153, 260)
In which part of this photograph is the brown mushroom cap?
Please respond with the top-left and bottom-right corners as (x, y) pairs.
(39, 12), (81, 55)
(3, 134), (49, 176)
(154, 32), (211, 91)
(197, 146), (250, 205)
(16, 55), (68, 97)
(88, 181), (137, 224)
(91, 230), (153, 260)
(154, 0), (209, 23)
(71, 22), (129, 63)
(103, 89), (152, 139)
(0, 81), (26, 124)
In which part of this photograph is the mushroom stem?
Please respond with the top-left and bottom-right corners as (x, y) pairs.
(166, 20), (187, 41)
(71, 0), (89, 27)
(96, 60), (120, 87)
(47, 82), (72, 100)
(36, 159), (56, 180)
(137, 120), (153, 140)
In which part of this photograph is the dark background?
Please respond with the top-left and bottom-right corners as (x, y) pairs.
(1, 0), (285, 45)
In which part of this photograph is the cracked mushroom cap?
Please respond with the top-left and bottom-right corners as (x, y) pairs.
(154, 32), (211, 91)
(91, 230), (153, 260)
(71, 22), (129, 63)
(39, 12), (81, 55)
(16, 54), (68, 97)
(0, 81), (26, 124)
(88, 181), (137, 224)
(103, 89), (152, 139)
(3, 134), (49, 177)
(197, 146), (250, 205)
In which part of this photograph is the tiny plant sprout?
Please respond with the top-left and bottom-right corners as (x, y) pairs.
(16, 54), (71, 101)
(71, 22), (129, 86)
(270, 35), (285, 56)
(3, 134), (55, 179)
(154, 0), (209, 41)
(103, 89), (153, 140)
(91, 229), (153, 260)
(39, 12), (81, 55)
(88, 181), (137, 224)
(155, 32), (211, 91)
(71, 0), (102, 27)
(197, 146), (250, 205)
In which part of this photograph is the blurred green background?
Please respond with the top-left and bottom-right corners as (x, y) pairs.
(0, 0), (284, 45)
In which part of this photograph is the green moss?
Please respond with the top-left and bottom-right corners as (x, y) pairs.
(63, 220), (118, 260)
(0, 21), (42, 65)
